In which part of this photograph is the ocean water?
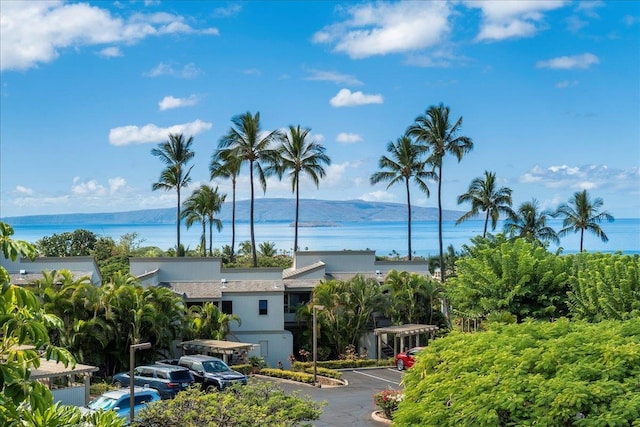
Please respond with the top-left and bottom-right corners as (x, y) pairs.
(7, 219), (639, 257)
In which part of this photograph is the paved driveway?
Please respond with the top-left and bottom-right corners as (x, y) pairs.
(257, 367), (404, 426)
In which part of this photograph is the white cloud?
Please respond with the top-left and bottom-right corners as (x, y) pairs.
(159, 95), (198, 111)
(519, 164), (639, 193)
(109, 119), (212, 146)
(212, 4), (242, 18)
(304, 69), (363, 86)
(336, 132), (363, 144)
(144, 62), (202, 78)
(71, 177), (106, 196)
(15, 185), (34, 195)
(359, 190), (398, 203)
(323, 162), (352, 187)
(536, 53), (600, 70)
(312, 2), (451, 59)
(467, 0), (568, 41)
(330, 89), (383, 107)
(108, 177), (127, 194)
(98, 46), (122, 57)
(0, 1), (218, 71)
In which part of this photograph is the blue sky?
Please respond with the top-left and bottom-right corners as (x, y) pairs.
(1, 0), (639, 220)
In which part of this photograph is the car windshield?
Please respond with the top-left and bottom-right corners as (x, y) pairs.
(87, 395), (118, 411)
(201, 360), (231, 373)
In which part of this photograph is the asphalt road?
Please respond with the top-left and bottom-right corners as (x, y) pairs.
(257, 367), (404, 427)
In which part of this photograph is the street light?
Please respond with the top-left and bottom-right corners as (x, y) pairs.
(312, 305), (325, 385)
(129, 342), (151, 423)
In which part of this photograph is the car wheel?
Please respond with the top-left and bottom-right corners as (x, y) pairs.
(396, 359), (404, 371)
(205, 385), (217, 393)
(113, 380), (122, 388)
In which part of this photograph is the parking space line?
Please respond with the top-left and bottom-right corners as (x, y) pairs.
(351, 370), (402, 386)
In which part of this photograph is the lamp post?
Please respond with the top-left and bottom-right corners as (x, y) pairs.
(129, 342), (151, 423)
(312, 305), (325, 385)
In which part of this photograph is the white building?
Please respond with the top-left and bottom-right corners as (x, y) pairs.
(130, 250), (431, 367)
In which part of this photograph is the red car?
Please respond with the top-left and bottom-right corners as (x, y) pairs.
(394, 346), (425, 370)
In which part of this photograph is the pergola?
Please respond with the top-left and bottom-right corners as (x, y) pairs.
(178, 339), (256, 364)
(30, 358), (99, 405)
(373, 324), (439, 360)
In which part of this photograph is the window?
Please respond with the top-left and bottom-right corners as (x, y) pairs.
(284, 292), (311, 314)
(221, 300), (233, 314)
(259, 299), (268, 315)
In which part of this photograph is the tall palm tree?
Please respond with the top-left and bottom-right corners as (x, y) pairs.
(504, 199), (559, 245)
(204, 185), (226, 257)
(210, 151), (241, 261)
(370, 134), (434, 260)
(407, 104), (473, 282)
(273, 125), (331, 252)
(218, 112), (281, 267)
(151, 133), (195, 256)
(182, 186), (210, 256)
(456, 171), (514, 237)
(554, 189), (614, 252)
(187, 302), (240, 340)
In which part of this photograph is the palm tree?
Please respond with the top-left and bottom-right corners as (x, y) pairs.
(273, 125), (331, 252)
(182, 186), (210, 256)
(217, 112), (281, 267)
(187, 302), (240, 340)
(456, 171), (514, 237)
(204, 185), (226, 257)
(504, 199), (559, 245)
(370, 134), (434, 261)
(407, 104), (473, 282)
(210, 151), (241, 261)
(554, 189), (614, 252)
(152, 133), (195, 256)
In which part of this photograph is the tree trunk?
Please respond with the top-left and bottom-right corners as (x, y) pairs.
(249, 161), (257, 267)
(406, 178), (412, 261)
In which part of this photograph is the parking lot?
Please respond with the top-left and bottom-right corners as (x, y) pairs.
(257, 367), (404, 426)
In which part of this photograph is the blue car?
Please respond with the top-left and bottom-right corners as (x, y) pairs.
(112, 364), (194, 399)
(82, 387), (160, 424)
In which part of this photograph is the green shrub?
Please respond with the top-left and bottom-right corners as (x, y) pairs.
(90, 381), (116, 396)
(260, 368), (315, 384)
(394, 319), (640, 426)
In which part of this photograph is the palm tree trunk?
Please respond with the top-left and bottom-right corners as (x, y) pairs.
(294, 177), (300, 252)
(483, 211), (489, 238)
(208, 216), (213, 256)
(201, 220), (206, 257)
(437, 164), (444, 282)
(580, 228), (585, 252)
(405, 177), (412, 261)
(231, 179), (236, 262)
(176, 188), (181, 257)
(249, 161), (257, 267)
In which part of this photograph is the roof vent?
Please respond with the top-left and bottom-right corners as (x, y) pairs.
(19, 269), (26, 275)
(221, 278), (227, 284)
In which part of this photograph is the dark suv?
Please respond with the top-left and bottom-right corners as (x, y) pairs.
(175, 354), (247, 391)
(112, 364), (194, 399)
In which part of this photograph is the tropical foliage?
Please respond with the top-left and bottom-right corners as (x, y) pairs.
(151, 133), (195, 256)
(565, 252), (640, 322)
(370, 134), (433, 260)
(449, 236), (569, 322)
(273, 125), (330, 252)
(504, 199), (559, 245)
(394, 319), (640, 426)
(407, 103), (473, 282)
(0, 223), (121, 427)
(554, 189), (614, 252)
(216, 111), (281, 267)
(135, 382), (323, 427)
(456, 170), (513, 237)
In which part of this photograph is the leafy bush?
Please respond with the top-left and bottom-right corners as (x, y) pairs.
(394, 319), (640, 426)
(291, 358), (393, 371)
(259, 368), (315, 384)
(135, 382), (323, 427)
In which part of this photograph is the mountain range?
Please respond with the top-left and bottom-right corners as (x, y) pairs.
(2, 199), (465, 225)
